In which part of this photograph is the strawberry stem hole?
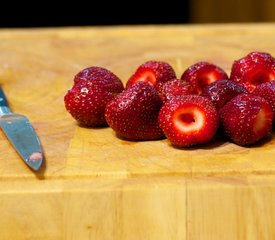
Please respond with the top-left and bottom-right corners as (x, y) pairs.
(174, 108), (204, 133)
(180, 113), (195, 124)
(136, 72), (156, 86)
(197, 72), (216, 93)
(250, 70), (274, 86)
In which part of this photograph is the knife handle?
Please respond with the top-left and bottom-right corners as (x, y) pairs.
(0, 87), (9, 107)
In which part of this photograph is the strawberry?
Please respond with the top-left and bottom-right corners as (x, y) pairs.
(158, 95), (219, 147)
(159, 78), (195, 102)
(73, 66), (123, 89)
(105, 81), (164, 140)
(220, 94), (273, 146)
(64, 67), (124, 127)
(252, 80), (275, 117)
(230, 52), (275, 92)
(202, 79), (248, 110)
(181, 62), (229, 94)
(126, 60), (176, 91)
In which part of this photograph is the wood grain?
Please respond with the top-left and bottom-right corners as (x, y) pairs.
(0, 24), (274, 239)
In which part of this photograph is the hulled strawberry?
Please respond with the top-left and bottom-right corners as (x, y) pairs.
(158, 95), (219, 147)
(230, 52), (275, 92)
(253, 80), (275, 117)
(105, 81), (164, 140)
(159, 78), (195, 102)
(126, 60), (176, 91)
(202, 79), (248, 110)
(181, 62), (229, 94)
(64, 67), (124, 127)
(220, 94), (273, 146)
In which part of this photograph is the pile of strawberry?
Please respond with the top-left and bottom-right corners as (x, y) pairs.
(64, 52), (275, 147)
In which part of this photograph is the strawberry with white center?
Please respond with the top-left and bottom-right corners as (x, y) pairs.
(220, 94), (273, 146)
(181, 61), (229, 94)
(158, 95), (219, 147)
(230, 52), (275, 92)
(126, 60), (176, 91)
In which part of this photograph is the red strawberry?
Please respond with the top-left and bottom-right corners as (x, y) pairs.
(220, 94), (273, 146)
(126, 60), (176, 91)
(230, 52), (275, 92)
(159, 78), (195, 102)
(73, 66), (123, 89)
(181, 62), (229, 94)
(105, 81), (164, 140)
(202, 79), (248, 110)
(158, 95), (219, 147)
(253, 80), (275, 117)
(64, 67), (124, 127)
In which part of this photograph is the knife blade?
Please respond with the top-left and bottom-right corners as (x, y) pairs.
(0, 87), (43, 171)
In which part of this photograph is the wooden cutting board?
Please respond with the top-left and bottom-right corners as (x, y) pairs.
(0, 24), (275, 239)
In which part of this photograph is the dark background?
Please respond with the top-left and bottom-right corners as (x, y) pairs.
(0, 1), (190, 28)
(0, 0), (273, 28)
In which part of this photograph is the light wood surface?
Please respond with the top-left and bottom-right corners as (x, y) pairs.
(0, 24), (275, 239)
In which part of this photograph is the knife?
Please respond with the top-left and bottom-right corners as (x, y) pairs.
(0, 87), (43, 171)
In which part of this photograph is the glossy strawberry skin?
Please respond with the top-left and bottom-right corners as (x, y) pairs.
(159, 78), (195, 102)
(181, 62), (229, 94)
(158, 95), (219, 147)
(202, 79), (248, 110)
(220, 94), (273, 146)
(73, 66), (124, 89)
(64, 67), (124, 127)
(126, 60), (176, 91)
(230, 52), (275, 92)
(105, 81), (164, 140)
(253, 80), (275, 116)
